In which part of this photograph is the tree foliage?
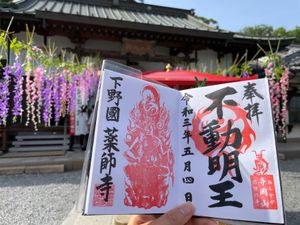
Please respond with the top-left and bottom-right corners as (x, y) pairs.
(240, 24), (300, 44)
(241, 25), (274, 37)
(196, 16), (219, 28)
(288, 27), (300, 44)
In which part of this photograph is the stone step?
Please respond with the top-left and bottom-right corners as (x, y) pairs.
(0, 164), (64, 175)
(9, 145), (69, 152)
(12, 140), (69, 146)
(0, 150), (66, 158)
(16, 134), (68, 140)
(25, 164), (64, 174)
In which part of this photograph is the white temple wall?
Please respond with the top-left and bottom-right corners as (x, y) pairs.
(196, 49), (217, 73)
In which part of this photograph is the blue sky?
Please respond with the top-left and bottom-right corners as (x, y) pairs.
(144, 0), (300, 32)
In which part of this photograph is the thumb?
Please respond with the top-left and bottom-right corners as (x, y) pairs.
(150, 203), (195, 225)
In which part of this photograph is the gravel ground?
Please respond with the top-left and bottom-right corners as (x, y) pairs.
(0, 159), (299, 225)
(279, 159), (300, 225)
(0, 171), (82, 225)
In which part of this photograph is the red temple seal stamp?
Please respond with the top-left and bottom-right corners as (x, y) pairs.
(93, 184), (115, 207)
(251, 174), (278, 209)
(251, 150), (278, 210)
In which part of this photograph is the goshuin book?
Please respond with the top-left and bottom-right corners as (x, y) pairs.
(84, 66), (284, 224)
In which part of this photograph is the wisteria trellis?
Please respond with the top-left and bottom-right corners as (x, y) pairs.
(0, 31), (100, 130)
(0, 28), (290, 136)
(265, 62), (289, 141)
(1, 62), (99, 130)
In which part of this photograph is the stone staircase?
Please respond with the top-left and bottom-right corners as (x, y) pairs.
(0, 131), (71, 174)
(9, 132), (69, 152)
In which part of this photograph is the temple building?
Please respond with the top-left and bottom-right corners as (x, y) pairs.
(0, 0), (297, 152)
(0, 0), (294, 72)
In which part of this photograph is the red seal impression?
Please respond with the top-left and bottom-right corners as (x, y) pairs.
(93, 184), (115, 207)
(251, 150), (278, 210)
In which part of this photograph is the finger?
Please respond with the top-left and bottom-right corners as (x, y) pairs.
(128, 214), (157, 225)
(150, 202), (195, 225)
(185, 217), (219, 225)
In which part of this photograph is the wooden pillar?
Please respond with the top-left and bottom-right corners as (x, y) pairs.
(42, 19), (48, 46)
(0, 128), (7, 152)
(43, 35), (48, 46)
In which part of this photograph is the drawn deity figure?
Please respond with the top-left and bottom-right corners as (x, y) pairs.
(123, 85), (174, 209)
(253, 150), (269, 175)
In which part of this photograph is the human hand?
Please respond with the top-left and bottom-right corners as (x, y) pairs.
(127, 202), (218, 225)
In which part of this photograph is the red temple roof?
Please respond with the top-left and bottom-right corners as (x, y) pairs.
(142, 70), (258, 86)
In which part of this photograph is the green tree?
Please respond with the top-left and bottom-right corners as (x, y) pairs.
(273, 27), (288, 37)
(240, 24), (274, 37)
(195, 16), (218, 28)
(288, 27), (300, 44)
(240, 24), (300, 44)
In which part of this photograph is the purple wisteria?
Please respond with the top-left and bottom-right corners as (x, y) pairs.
(0, 65), (11, 125)
(0, 62), (100, 128)
(42, 75), (53, 126)
(11, 63), (24, 122)
(53, 75), (61, 125)
(34, 66), (44, 124)
(59, 71), (68, 118)
(69, 74), (79, 113)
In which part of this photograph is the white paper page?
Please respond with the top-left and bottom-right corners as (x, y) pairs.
(84, 69), (181, 214)
(178, 78), (284, 224)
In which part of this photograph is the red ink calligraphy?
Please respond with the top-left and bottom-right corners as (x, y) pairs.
(124, 85), (174, 209)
